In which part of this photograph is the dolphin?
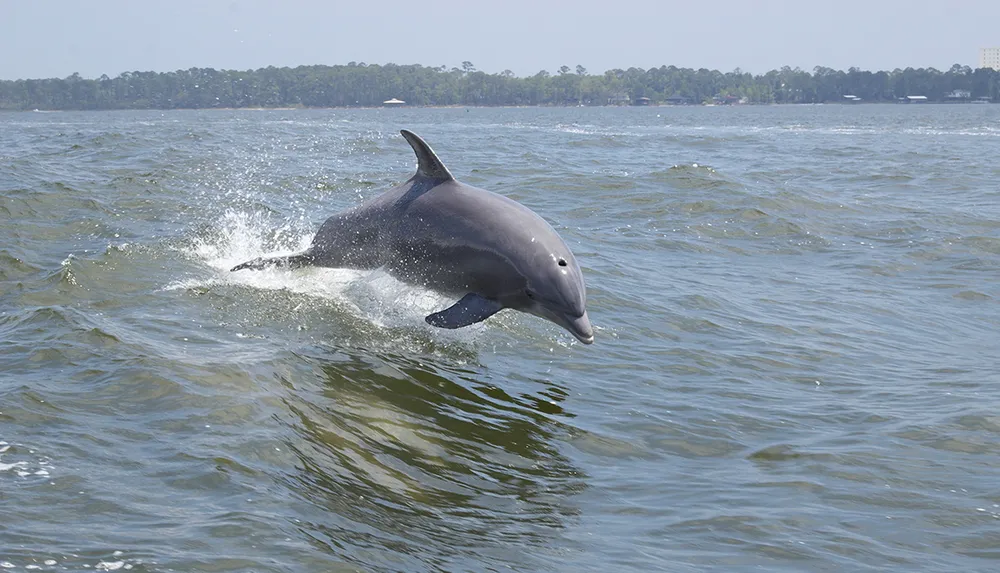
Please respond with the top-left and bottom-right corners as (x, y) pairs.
(231, 130), (594, 344)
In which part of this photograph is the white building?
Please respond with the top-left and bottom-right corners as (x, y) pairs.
(980, 47), (1000, 70)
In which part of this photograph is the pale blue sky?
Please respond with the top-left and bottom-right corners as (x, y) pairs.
(1, 0), (997, 80)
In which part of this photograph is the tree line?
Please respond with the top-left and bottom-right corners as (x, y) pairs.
(1, 62), (997, 110)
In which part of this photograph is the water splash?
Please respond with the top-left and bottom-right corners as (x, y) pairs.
(171, 209), (486, 346)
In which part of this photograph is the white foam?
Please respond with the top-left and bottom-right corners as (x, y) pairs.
(0, 441), (54, 481)
(0, 460), (28, 472)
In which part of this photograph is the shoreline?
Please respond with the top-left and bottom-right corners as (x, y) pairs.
(4, 101), (992, 113)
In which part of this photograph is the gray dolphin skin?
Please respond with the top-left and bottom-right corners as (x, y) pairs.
(231, 130), (594, 344)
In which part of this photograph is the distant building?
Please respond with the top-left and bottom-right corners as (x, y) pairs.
(608, 92), (630, 106)
(980, 47), (1000, 70)
(633, 96), (652, 106)
(944, 90), (971, 102)
(712, 94), (741, 105)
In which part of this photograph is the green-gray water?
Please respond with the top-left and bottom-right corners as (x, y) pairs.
(2, 105), (999, 572)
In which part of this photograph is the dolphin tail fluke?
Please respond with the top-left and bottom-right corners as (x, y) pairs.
(400, 130), (455, 181)
(230, 252), (315, 272)
(425, 293), (503, 329)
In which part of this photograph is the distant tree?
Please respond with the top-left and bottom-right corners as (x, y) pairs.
(0, 61), (997, 111)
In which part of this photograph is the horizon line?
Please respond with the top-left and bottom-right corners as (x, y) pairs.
(1, 61), (993, 83)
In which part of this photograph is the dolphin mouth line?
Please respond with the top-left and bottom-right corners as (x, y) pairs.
(561, 311), (594, 345)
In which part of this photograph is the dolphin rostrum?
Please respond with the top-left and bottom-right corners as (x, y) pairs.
(231, 130), (594, 344)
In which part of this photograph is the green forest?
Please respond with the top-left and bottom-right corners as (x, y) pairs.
(1, 62), (997, 110)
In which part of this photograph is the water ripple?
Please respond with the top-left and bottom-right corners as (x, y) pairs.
(2, 105), (1000, 572)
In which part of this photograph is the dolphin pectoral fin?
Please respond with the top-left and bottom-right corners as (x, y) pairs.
(230, 252), (315, 272)
(425, 293), (503, 329)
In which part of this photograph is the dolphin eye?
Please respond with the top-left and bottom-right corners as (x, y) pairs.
(558, 259), (567, 267)
(525, 289), (535, 299)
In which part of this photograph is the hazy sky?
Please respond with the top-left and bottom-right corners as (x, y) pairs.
(1, 0), (998, 80)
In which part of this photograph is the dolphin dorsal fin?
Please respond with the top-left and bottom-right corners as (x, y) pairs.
(400, 130), (454, 181)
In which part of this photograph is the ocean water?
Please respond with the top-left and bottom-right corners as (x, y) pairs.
(1, 104), (999, 572)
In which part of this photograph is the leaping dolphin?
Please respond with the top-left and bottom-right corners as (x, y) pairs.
(231, 130), (594, 345)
